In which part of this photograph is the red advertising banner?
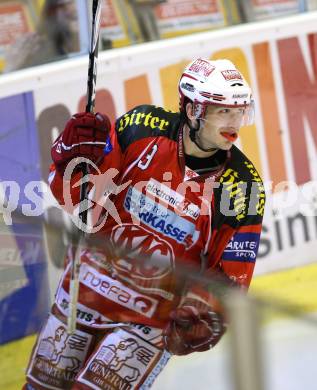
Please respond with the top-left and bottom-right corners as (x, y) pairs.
(100, 0), (120, 29)
(155, 0), (226, 38)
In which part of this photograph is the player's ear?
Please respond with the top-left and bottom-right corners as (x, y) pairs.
(186, 102), (196, 121)
(186, 102), (196, 120)
(185, 102), (199, 131)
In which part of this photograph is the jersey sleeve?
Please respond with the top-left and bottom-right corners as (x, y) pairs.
(179, 162), (265, 318)
(183, 176), (265, 319)
(209, 214), (263, 290)
(207, 162), (266, 290)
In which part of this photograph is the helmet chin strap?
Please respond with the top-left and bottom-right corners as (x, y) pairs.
(187, 119), (218, 153)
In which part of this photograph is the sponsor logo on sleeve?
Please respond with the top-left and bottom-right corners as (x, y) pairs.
(124, 187), (199, 248)
(223, 232), (260, 262)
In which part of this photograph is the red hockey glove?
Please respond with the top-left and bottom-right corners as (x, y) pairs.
(164, 296), (226, 356)
(51, 112), (111, 174)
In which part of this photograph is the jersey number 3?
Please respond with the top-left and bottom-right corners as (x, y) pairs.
(137, 144), (158, 170)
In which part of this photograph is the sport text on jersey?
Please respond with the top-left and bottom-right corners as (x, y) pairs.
(223, 232), (260, 262)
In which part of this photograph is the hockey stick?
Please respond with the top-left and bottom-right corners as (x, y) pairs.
(67, 0), (102, 334)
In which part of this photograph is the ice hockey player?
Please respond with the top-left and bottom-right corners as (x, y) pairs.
(24, 58), (265, 390)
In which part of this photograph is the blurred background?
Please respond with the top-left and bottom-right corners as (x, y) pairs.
(2, 0), (317, 73)
(1, 1), (317, 389)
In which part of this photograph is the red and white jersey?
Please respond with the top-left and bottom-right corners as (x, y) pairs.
(49, 105), (265, 330)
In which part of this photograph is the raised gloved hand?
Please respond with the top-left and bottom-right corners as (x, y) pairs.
(164, 295), (226, 356)
(51, 112), (111, 173)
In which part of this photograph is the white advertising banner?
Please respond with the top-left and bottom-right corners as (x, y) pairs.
(251, 0), (300, 20)
(155, 0), (226, 37)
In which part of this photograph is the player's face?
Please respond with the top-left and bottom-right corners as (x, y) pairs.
(197, 105), (246, 150)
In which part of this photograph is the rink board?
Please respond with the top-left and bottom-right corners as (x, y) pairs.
(0, 93), (49, 344)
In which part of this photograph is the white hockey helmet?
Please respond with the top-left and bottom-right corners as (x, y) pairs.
(179, 58), (254, 125)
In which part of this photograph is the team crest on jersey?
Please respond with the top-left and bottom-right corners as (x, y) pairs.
(111, 224), (175, 280)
